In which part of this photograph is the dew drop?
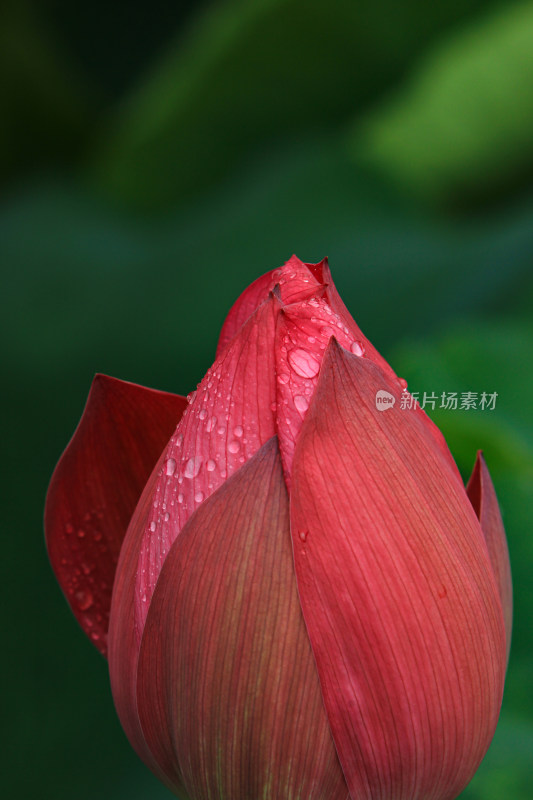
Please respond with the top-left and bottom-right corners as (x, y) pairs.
(176, 433), (184, 446)
(206, 459), (216, 472)
(65, 522), (74, 535)
(77, 529), (85, 539)
(194, 491), (204, 503)
(177, 493), (184, 504)
(270, 401), (277, 412)
(184, 457), (202, 478)
(350, 341), (365, 357)
(399, 377), (408, 390)
(149, 521), (156, 532)
(299, 531), (308, 542)
(277, 373), (290, 385)
(165, 457), (177, 476)
(288, 349), (320, 379)
(228, 440), (240, 454)
(234, 425), (243, 438)
(75, 590), (93, 611)
(90, 632), (100, 642)
(81, 562), (92, 576)
(206, 416), (217, 432)
(164, 512), (170, 522)
(294, 395), (309, 412)
(199, 409), (208, 420)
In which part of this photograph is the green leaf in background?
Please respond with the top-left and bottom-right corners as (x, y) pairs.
(352, 1), (533, 207)
(459, 717), (533, 798)
(89, 0), (503, 209)
(0, 0), (95, 187)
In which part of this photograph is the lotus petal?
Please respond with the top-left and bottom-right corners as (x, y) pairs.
(467, 451), (513, 662)
(45, 374), (186, 654)
(290, 340), (506, 800)
(137, 438), (349, 800)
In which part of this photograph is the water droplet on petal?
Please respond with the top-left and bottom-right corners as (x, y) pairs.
(399, 377), (408, 390)
(233, 425), (243, 438)
(184, 457), (202, 478)
(194, 491), (204, 503)
(164, 512), (170, 522)
(177, 493), (184, 504)
(206, 459), (216, 472)
(65, 522), (74, 535)
(165, 457), (177, 476)
(149, 521), (156, 532)
(350, 341), (365, 357)
(288, 349), (320, 378)
(206, 416), (217, 432)
(299, 531), (308, 542)
(199, 409), (208, 420)
(77, 529), (85, 539)
(277, 373), (290, 385)
(294, 395), (309, 412)
(228, 440), (240, 454)
(75, 590), (93, 610)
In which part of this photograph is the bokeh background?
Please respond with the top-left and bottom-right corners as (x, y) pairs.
(2, 0), (533, 797)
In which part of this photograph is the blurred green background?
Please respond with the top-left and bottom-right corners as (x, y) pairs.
(2, 0), (532, 797)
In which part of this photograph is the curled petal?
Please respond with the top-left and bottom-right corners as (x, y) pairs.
(45, 374), (187, 655)
(137, 438), (349, 800)
(290, 340), (506, 800)
(467, 452), (513, 662)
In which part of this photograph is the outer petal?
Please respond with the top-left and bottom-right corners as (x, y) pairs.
(137, 438), (349, 800)
(45, 374), (187, 655)
(467, 452), (513, 662)
(291, 340), (506, 800)
(109, 297), (278, 775)
(108, 448), (178, 785)
(135, 294), (278, 637)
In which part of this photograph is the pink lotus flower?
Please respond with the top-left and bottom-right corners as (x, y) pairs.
(45, 256), (512, 800)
